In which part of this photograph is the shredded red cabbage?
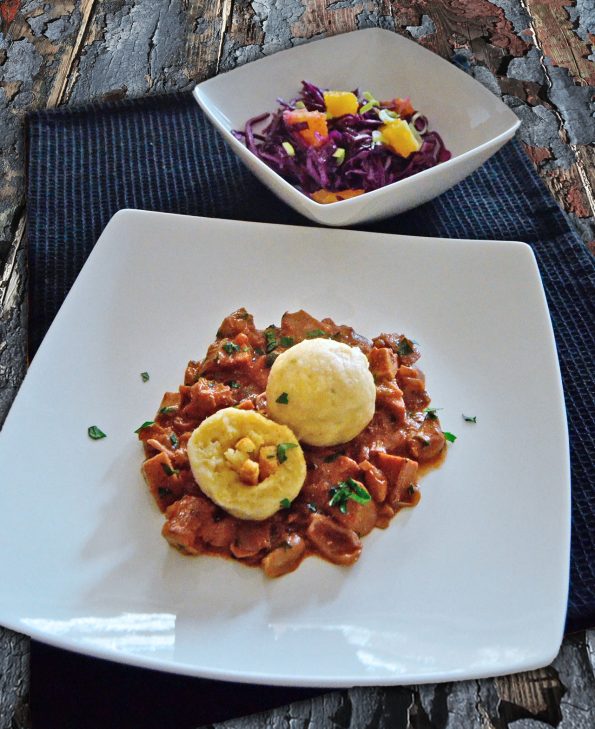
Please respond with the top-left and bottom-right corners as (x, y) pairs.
(233, 81), (451, 201)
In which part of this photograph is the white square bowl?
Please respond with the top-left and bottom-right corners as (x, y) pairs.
(193, 28), (520, 227)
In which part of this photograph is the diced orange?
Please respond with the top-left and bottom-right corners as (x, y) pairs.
(383, 97), (415, 118)
(323, 90), (359, 118)
(283, 109), (328, 147)
(311, 188), (365, 204)
(380, 119), (421, 158)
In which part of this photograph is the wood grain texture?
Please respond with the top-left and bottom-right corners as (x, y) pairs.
(208, 635), (595, 729)
(0, 1), (594, 728)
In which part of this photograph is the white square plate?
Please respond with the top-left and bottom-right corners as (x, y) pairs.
(194, 29), (520, 227)
(0, 211), (569, 686)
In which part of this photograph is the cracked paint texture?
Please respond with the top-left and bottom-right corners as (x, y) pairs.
(0, 2), (594, 728)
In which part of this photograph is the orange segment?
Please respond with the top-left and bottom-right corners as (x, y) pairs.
(380, 119), (421, 158)
(323, 91), (359, 118)
(283, 109), (328, 148)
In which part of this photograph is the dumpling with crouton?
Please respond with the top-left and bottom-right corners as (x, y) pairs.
(187, 408), (306, 521)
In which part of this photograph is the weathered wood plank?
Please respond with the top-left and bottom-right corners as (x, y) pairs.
(60, 0), (229, 103)
(209, 633), (595, 729)
(0, 615), (30, 729)
(525, 0), (595, 86)
(388, 0), (595, 244)
(0, 1), (86, 242)
(0, 2), (594, 729)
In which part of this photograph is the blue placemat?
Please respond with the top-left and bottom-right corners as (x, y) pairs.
(26, 93), (594, 632)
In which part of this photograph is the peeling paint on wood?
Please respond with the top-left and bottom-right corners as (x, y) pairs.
(525, 0), (595, 85)
(0, 2), (594, 728)
(0, 0), (21, 30)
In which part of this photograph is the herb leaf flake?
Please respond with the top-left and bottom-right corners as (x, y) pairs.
(88, 425), (106, 440)
(329, 478), (371, 514)
(396, 337), (414, 356)
(277, 442), (297, 464)
(423, 407), (442, 420)
(135, 420), (155, 433)
(223, 342), (240, 355)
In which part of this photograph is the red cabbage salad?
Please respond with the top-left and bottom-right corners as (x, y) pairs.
(233, 81), (451, 204)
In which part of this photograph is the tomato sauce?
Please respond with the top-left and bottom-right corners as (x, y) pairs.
(138, 309), (447, 577)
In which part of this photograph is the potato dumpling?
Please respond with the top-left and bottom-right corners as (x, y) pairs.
(266, 338), (376, 447)
(187, 408), (306, 521)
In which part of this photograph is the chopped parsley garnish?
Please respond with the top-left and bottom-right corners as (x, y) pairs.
(135, 420), (155, 433)
(222, 341), (240, 355)
(444, 431), (457, 443)
(279, 498), (292, 509)
(280, 336), (294, 347)
(396, 337), (414, 356)
(306, 502), (318, 512)
(329, 478), (371, 514)
(162, 463), (179, 477)
(323, 451), (344, 463)
(423, 407), (442, 420)
(265, 329), (278, 353)
(88, 425), (106, 440)
(276, 392), (289, 404)
(306, 329), (326, 338)
(140, 371), (150, 382)
(276, 442), (297, 463)
(265, 352), (278, 368)
(159, 405), (177, 415)
(462, 414), (477, 423)
(407, 484), (415, 496)
(415, 433), (431, 447)
(227, 380), (240, 389)
(254, 347), (265, 356)
(169, 432), (179, 449)
(158, 487), (173, 498)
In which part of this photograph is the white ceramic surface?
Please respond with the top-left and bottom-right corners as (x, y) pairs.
(0, 211), (569, 686)
(193, 29), (520, 227)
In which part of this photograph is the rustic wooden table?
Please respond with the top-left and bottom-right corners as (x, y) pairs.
(0, 1), (594, 727)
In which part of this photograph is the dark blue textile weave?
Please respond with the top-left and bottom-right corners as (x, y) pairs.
(27, 92), (594, 635)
